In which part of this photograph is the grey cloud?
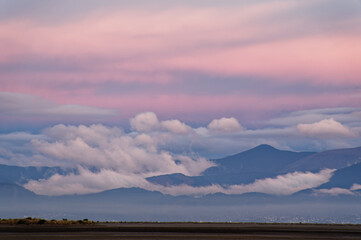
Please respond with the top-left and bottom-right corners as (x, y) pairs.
(266, 107), (361, 127)
(0, 132), (44, 141)
(0, 0), (249, 23)
(0, 92), (117, 119)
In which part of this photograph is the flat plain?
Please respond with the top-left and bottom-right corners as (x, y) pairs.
(1, 222), (361, 240)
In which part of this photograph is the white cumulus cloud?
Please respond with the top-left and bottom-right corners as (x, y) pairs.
(31, 123), (213, 176)
(130, 112), (161, 132)
(208, 117), (244, 134)
(130, 112), (192, 134)
(161, 119), (192, 134)
(297, 118), (356, 138)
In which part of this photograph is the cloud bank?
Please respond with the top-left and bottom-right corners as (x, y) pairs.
(31, 123), (212, 176)
(0, 110), (359, 196)
(1, 109), (360, 165)
(17, 111), (358, 197)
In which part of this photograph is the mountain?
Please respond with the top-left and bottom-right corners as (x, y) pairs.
(283, 146), (361, 172)
(68, 187), (173, 204)
(1, 144), (361, 222)
(148, 144), (316, 186)
(204, 144), (315, 175)
(3, 144), (361, 192)
(0, 164), (72, 184)
(0, 182), (38, 204)
(147, 173), (195, 186)
(147, 171), (280, 186)
(318, 162), (361, 189)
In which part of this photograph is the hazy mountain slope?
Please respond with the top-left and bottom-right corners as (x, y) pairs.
(0, 164), (72, 184)
(147, 173), (195, 186)
(148, 145), (316, 186)
(318, 162), (361, 189)
(0, 182), (38, 204)
(204, 144), (315, 175)
(67, 187), (172, 204)
(147, 171), (282, 186)
(283, 146), (361, 172)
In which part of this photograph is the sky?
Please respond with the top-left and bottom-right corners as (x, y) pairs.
(0, 0), (361, 195)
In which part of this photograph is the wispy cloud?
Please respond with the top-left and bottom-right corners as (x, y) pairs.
(0, 1), (360, 124)
(315, 187), (355, 196)
(24, 165), (335, 196)
(151, 169), (335, 197)
(0, 91), (117, 123)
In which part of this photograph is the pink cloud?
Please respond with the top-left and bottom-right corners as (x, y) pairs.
(1, 1), (360, 87)
(1, 1), (361, 124)
(165, 36), (361, 85)
(47, 92), (359, 124)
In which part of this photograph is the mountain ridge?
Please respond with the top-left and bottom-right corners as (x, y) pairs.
(1, 144), (361, 198)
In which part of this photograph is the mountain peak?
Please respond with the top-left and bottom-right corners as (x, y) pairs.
(205, 144), (314, 176)
(237, 144), (284, 158)
(248, 144), (277, 152)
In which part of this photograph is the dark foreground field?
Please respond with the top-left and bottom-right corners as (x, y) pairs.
(1, 223), (361, 240)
